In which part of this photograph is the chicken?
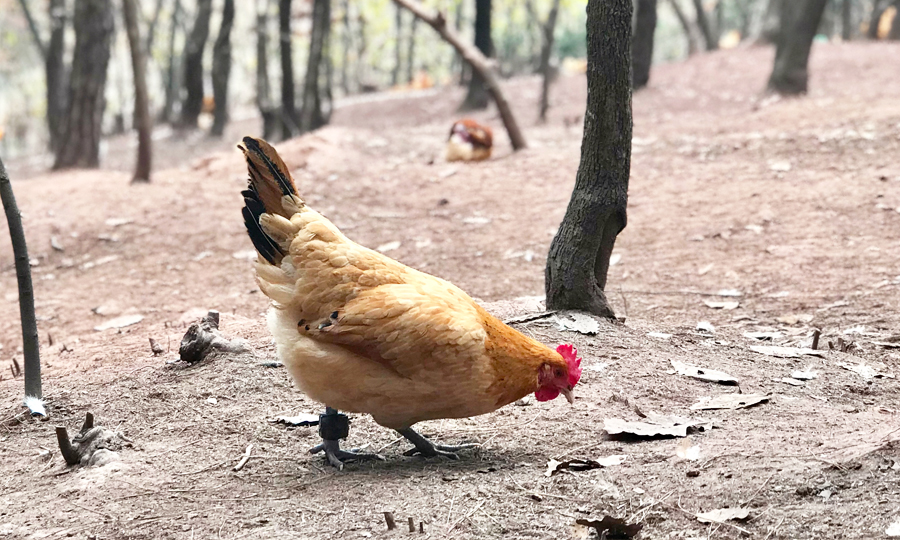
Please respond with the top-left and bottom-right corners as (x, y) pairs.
(239, 137), (581, 468)
(445, 119), (493, 162)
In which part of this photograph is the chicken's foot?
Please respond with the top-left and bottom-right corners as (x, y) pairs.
(310, 407), (384, 470)
(397, 427), (479, 460)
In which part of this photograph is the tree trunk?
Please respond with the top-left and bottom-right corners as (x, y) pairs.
(393, 0), (526, 150)
(16, 0), (47, 60)
(256, 0), (278, 139)
(868, 0), (886, 38)
(299, 0), (331, 133)
(122, 0), (152, 182)
(759, 0), (783, 43)
(406, 16), (418, 83)
(0, 158), (41, 400)
(538, 0), (561, 123)
(179, 0), (213, 129)
(392, 4), (403, 86)
(339, 0), (351, 94)
(459, 0), (492, 111)
(47, 0), (68, 152)
(279, 0), (298, 137)
(144, 0), (166, 53)
(767, 0), (828, 95)
(667, 0), (697, 55)
(842, 0), (853, 39)
(632, 0), (657, 89)
(889, 0), (900, 39)
(691, 0), (718, 50)
(210, 0), (235, 137)
(53, 0), (114, 170)
(545, 0), (632, 319)
(161, 0), (182, 123)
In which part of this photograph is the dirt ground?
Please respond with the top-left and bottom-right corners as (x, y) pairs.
(2, 42), (900, 540)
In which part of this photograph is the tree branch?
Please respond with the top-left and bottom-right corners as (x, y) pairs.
(392, 0), (527, 151)
(15, 0), (47, 60)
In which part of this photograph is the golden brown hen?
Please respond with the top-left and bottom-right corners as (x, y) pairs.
(240, 137), (581, 468)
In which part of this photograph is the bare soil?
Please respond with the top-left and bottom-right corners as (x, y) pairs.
(2, 42), (900, 540)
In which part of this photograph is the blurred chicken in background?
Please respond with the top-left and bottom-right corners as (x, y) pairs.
(445, 119), (492, 162)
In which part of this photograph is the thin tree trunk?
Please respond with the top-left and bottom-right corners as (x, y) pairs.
(393, 0), (526, 150)
(767, 0), (828, 95)
(632, 0), (657, 89)
(392, 4), (403, 86)
(841, 0), (853, 39)
(890, 0), (900, 39)
(452, 0), (465, 85)
(0, 158), (41, 400)
(210, 0), (235, 137)
(161, 0), (182, 123)
(691, 0), (718, 50)
(667, 0), (697, 55)
(257, 0), (278, 139)
(459, 0), (492, 111)
(279, 0), (298, 136)
(340, 0), (351, 94)
(122, 0), (152, 182)
(16, 0), (47, 60)
(406, 16), (418, 83)
(53, 0), (114, 169)
(299, 0), (331, 133)
(144, 0), (166, 53)
(179, 0), (213, 128)
(538, 0), (561, 123)
(47, 0), (68, 151)
(545, 0), (632, 318)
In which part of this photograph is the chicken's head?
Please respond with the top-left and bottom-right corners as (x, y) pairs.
(535, 344), (582, 404)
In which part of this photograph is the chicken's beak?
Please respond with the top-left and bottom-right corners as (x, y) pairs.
(561, 387), (574, 404)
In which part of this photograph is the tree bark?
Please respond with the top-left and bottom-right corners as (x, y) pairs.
(767, 0), (828, 95)
(53, 0), (114, 169)
(392, 4), (403, 86)
(538, 0), (561, 122)
(144, 0), (166, 54)
(545, 0), (632, 319)
(47, 0), (68, 152)
(256, 0), (278, 139)
(841, 0), (853, 40)
(889, 0), (900, 39)
(393, 0), (526, 150)
(691, 0), (718, 50)
(16, 0), (47, 60)
(210, 0), (235, 137)
(458, 0), (492, 111)
(0, 158), (41, 399)
(868, 0), (886, 38)
(279, 0), (298, 137)
(339, 0), (351, 94)
(632, 0), (657, 89)
(161, 0), (182, 123)
(667, 0), (697, 55)
(179, 0), (213, 129)
(406, 16), (418, 83)
(299, 0), (331, 133)
(122, 0), (153, 182)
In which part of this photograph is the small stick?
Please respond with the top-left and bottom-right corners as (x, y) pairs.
(384, 511), (396, 530)
(419, 522), (424, 533)
(81, 412), (94, 432)
(811, 328), (821, 350)
(233, 444), (254, 472)
(56, 426), (80, 465)
(447, 499), (485, 532)
(503, 310), (558, 325)
(408, 517), (415, 532)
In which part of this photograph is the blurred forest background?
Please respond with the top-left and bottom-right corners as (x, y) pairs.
(0, 0), (898, 170)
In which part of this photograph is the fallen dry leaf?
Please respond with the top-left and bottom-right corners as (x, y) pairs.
(545, 455), (626, 476)
(704, 300), (740, 310)
(604, 413), (712, 438)
(690, 393), (768, 410)
(696, 507), (750, 524)
(743, 331), (783, 341)
(838, 362), (894, 380)
(749, 345), (825, 358)
(696, 321), (716, 333)
(791, 369), (818, 380)
(93, 314), (144, 331)
(675, 438), (701, 461)
(270, 413), (320, 426)
(671, 360), (738, 385)
(555, 313), (600, 335)
(776, 313), (814, 325)
(575, 516), (643, 539)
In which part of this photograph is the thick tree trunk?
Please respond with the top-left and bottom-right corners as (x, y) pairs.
(691, 0), (718, 50)
(767, 0), (828, 95)
(279, 0), (298, 137)
(256, 0), (278, 139)
(545, 0), (632, 319)
(842, 0), (853, 40)
(179, 0), (213, 129)
(868, 0), (886, 38)
(53, 0), (114, 169)
(394, 0), (526, 150)
(632, 0), (657, 89)
(122, 0), (152, 182)
(889, 0), (900, 39)
(47, 0), (68, 152)
(759, 0), (783, 43)
(210, 0), (235, 137)
(406, 16), (418, 83)
(667, 0), (697, 55)
(392, 4), (403, 86)
(538, 0), (561, 123)
(161, 0), (182, 123)
(0, 159), (41, 400)
(299, 0), (331, 133)
(459, 0), (492, 111)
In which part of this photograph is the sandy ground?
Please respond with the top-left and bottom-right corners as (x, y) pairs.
(1, 42), (900, 539)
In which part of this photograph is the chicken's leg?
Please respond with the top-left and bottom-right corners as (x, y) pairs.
(310, 407), (384, 470)
(397, 427), (479, 460)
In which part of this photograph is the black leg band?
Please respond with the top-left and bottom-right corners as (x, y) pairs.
(318, 411), (350, 440)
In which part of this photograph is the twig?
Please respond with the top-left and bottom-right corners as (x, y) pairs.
(56, 426), (80, 465)
(408, 517), (415, 533)
(811, 328), (821, 350)
(763, 516), (786, 540)
(503, 311), (558, 325)
(447, 499), (485, 532)
(233, 443), (254, 471)
(68, 501), (115, 521)
(384, 511), (396, 530)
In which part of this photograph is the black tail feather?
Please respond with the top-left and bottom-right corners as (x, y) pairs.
(242, 188), (285, 265)
(242, 137), (297, 198)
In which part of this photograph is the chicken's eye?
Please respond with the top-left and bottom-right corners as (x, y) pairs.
(555, 369), (563, 378)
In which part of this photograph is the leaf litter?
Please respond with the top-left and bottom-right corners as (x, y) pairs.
(604, 413), (713, 438)
(545, 455), (626, 477)
(574, 516), (643, 539)
(690, 393), (769, 410)
(671, 360), (738, 384)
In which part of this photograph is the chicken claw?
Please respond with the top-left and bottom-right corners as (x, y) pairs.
(310, 407), (384, 470)
(397, 428), (480, 460)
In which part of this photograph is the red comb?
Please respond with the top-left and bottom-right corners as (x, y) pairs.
(556, 344), (582, 386)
